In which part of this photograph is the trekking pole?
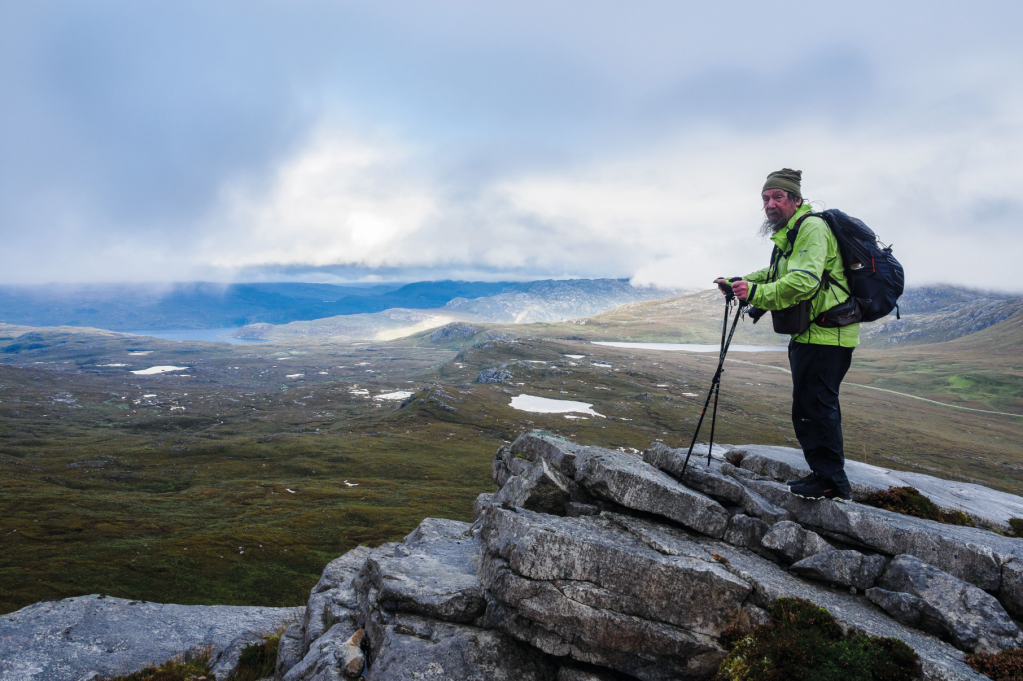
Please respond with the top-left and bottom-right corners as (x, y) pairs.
(680, 282), (747, 475)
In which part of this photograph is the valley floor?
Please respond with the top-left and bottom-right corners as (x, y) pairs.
(1, 322), (1021, 614)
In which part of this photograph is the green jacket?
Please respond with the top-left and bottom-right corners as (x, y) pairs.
(742, 203), (860, 347)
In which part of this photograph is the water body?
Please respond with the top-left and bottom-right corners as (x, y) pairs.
(509, 394), (605, 417)
(122, 328), (269, 344)
(592, 341), (785, 353)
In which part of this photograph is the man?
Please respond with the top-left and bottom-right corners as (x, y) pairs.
(716, 168), (857, 501)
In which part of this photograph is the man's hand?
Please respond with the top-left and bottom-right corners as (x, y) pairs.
(731, 280), (750, 301)
(714, 278), (750, 301)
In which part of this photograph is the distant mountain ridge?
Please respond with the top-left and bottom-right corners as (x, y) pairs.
(443, 279), (685, 323)
(0, 280), (516, 330)
(232, 279), (685, 340)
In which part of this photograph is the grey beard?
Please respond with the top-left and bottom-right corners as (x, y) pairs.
(758, 213), (787, 238)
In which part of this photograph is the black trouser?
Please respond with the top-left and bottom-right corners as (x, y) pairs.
(788, 341), (854, 496)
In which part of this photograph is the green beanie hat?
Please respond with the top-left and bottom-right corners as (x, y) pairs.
(762, 168), (802, 197)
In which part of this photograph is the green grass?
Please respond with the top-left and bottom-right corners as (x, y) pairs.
(103, 647), (212, 681)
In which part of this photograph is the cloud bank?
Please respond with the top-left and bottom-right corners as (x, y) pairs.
(1, 0), (1021, 289)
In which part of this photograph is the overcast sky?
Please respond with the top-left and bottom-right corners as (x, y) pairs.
(1, 1), (1021, 289)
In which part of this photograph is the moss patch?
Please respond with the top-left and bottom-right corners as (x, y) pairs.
(863, 486), (973, 526)
(715, 597), (921, 681)
(103, 647), (211, 681)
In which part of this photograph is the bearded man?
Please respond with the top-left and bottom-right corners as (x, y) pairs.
(716, 169), (858, 501)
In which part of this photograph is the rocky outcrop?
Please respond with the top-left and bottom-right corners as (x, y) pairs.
(11, 432), (1020, 681)
(0, 595), (301, 681)
(270, 432), (1007, 681)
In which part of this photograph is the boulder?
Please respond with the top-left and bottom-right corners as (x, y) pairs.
(0, 595), (301, 681)
(722, 514), (769, 554)
(478, 505), (748, 680)
(872, 554), (1023, 654)
(998, 558), (1023, 619)
(790, 550), (886, 591)
(365, 612), (557, 681)
(738, 477), (1008, 590)
(354, 520), (486, 624)
(303, 544), (394, 651)
(474, 492), (496, 520)
(283, 623), (361, 681)
(492, 455), (581, 515)
(759, 520), (831, 563)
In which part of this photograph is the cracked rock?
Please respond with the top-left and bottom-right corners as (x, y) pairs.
(873, 554), (1023, 654)
(790, 550), (886, 591)
(760, 521), (831, 563)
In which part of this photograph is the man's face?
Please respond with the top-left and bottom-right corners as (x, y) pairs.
(761, 189), (800, 229)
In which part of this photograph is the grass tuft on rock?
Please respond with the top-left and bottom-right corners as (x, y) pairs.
(234, 632), (281, 681)
(863, 486), (973, 526)
(966, 647), (1023, 680)
(715, 597), (921, 681)
(1008, 518), (1023, 538)
(103, 647), (212, 681)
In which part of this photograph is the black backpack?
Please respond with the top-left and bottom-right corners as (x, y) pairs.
(789, 209), (905, 323)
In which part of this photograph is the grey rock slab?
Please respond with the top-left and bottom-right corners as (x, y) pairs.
(492, 455), (581, 515)
(478, 506), (747, 680)
(644, 444), (791, 524)
(403, 517), (471, 544)
(723, 514), (769, 554)
(510, 431), (590, 478)
(760, 520), (831, 563)
(305, 544), (394, 651)
(574, 445), (730, 538)
(700, 543), (988, 681)
(740, 477), (1010, 590)
(998, 558), (1023, 618)
(275, 622), (305, 680)
(730, 443), (1023, 532)
(312, 545), (374, 594)
(0, 594), (301, 681)
(866, 587), (932, 629)
(876, 554), (1023, 654)
(283, 622), (360, 681)
(473, 492), (496, 520)
(355, 519), (486, 624)
(790, 550), (887, 591)
(365, 611), (557, 681)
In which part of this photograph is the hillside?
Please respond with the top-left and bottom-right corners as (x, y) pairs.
(233, 279), (683, 340)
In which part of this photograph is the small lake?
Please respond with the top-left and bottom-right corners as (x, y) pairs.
(591, 341), (786, 353)
(121, 328), (269, 345)
(509, 394), (605, 417)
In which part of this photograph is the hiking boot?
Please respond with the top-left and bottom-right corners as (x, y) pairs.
(789, 473), (852, 502)
(786, 471), (815, 486)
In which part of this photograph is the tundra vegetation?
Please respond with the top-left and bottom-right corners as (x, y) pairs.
(1, 294), (1021, 616)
